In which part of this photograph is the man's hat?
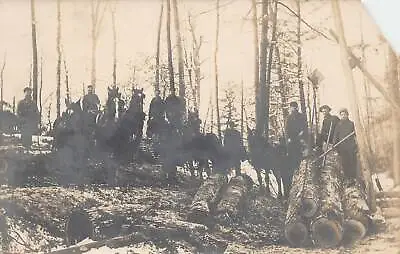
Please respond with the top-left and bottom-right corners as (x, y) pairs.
(319, 105), (331, 112)
(23, 87), (32, 93)
(289, 101), (298, 108)
(339, 108), (348, 114)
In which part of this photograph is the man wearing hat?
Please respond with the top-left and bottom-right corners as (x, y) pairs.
(284, 101), (308, 191)
(316, 105), (340, 149)
(17, 87), (39, 148)
(333, 108), (358, 183)
(82, 85), (100, 114)
(223, 120), (246, 176)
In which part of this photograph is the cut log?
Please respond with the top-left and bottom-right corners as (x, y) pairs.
(65, 209), (94, 246)
(311, 151), (344, 248)
(301, 162), (319, 218)
(284, 160), (309, 247)
(342, 184), (370, 245)
(215, 175), (249, 224)
(187, 173), (227, 223)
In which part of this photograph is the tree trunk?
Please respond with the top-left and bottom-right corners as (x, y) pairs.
(188, 173), (227, 223)
(275, 47), (288, 121)
(111, 0), (117, 86)
(301, 162), (318, 218)
(310, 151), (344, 248)
(188, 14), (202, 109)
(296, 0), (306, 116)
(215, 175), (249, 224)
(166, 0), (175, 95)
(214, 0), (221, 140)
(258, 0), (269, 137)
(284, 160), (309, 247)
(91, 3), (97, 90)
(0, 55), (6, 112)
(387, 44), (400, 185)
(264, 0), (278, 138)
(331, 0), (377, 213)
(56, 0), (61, 118)
(251, 0), (260, 133)
(240, 80), (244, 139)
(342, 184), (370, 245)
(39, 58), (43, 131)
(31, 0), (38, 105)
(155, 0), (164, 95)
(172, 0), (185, 112)
(63, 57), (70, 104)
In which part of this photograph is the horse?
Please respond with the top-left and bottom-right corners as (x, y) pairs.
(105, 88), (146, 163)
(247, 129), (286, 198)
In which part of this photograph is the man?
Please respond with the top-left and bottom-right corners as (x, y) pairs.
(165, 94), (185, 135)
(316, 105), (340, 149)
(284, 101), (308, 191)
(82, 85), (100, 113)
(17, 87), (39, 148)
(333, 108), (358, 182)
(147, 91), (166, 138)
(223, 120), (246, 176)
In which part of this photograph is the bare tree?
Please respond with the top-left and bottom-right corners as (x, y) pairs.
(387, 44), (400, 185)
(56, 0), (62, 118)
(214, 0), (221, 140)
(31, 0), (39, 105)
(90, 0), (108, 91)
(39, 57), (43, 132)
(296, 0), (306, 116)
(172, 0), (185, 109)
(0, 54), (6, 112)
(258, 0), (269, 137)
(251, 0), (260, 133)
(155, 0), (164, 94)
(188, 13), (203, 109)
(63, 55), (70, 104)
(110, 0), (117, 86)
(166, 0), (175, 94)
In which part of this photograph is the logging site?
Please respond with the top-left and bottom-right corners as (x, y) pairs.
(0, 0), (399, 253)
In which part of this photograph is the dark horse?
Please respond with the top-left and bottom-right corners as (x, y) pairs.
(97, 88), (146, 163)
(247, 128), (286, 198)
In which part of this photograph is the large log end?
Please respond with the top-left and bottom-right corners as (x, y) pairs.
(342, 219), (367, 246)
(65, 209), (93, 246)
(284, 222), (308, 247)
(301, 198), (318, 218)
(311, 218), (343, 248)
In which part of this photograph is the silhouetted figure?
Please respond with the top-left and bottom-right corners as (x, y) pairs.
(333, 108), (358, 183)
(223, 121), (246, 176)
(17, 87), (39, 148)
(285, 101), (308, 192)
(165, 94), (185, 135)
(316, 104), (340, 149)
(147, 92), (166, 138)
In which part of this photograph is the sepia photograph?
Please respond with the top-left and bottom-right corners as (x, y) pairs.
(0, 0), (399, 253)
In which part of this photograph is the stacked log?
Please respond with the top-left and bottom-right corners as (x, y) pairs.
(310, 151), (344, 248)
(342, 184), (370, 245)
(301, 162), (319, 218)
(215, 175), (249, 224)
(284, 159), (309, 247)
(187, 173), (228, 223)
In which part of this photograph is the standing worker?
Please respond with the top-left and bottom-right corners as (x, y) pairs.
(17, 87), (39, 148)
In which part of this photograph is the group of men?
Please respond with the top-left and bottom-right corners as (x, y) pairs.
(17, 85), (100, 149)
(285, 101), (358, 188)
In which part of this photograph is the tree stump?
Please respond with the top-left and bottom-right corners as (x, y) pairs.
(311, 151), (344, 248)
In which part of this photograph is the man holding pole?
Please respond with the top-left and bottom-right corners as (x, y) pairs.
(333, 108), (358, 183)
(316, 105), (340, 149)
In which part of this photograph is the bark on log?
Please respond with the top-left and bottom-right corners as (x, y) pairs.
(187, 173), (227, 223)
(301, 162), (319, 218)
(215, 175), (249, 224)
(284, 160), (309, 247)
(342, 184), (370, 245)
(311, 151), (344, 248)
(377, 198), (400, 208)
(376, 191), (400, 199)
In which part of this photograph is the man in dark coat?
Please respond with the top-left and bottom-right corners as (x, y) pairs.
(147, 91), (166, 138)
(82, 85), (100, 113)
(333, 108), (358, 182)
(223, 121), (246, 176)
(316, 104), (340, 149)
(165, 94), (185, 135)
(17, 87), (39, 148)
(284, 101), (308, 191)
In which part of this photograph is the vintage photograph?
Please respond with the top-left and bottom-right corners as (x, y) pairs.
(0, 0), (399, 253)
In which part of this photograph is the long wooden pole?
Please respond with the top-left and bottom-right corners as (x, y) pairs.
(331, 0), (376, 212)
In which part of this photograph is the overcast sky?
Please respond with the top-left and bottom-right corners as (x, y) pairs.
(0, 0), (391, 124)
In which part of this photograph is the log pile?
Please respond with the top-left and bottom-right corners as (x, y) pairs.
(284, 150), (373, 248)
